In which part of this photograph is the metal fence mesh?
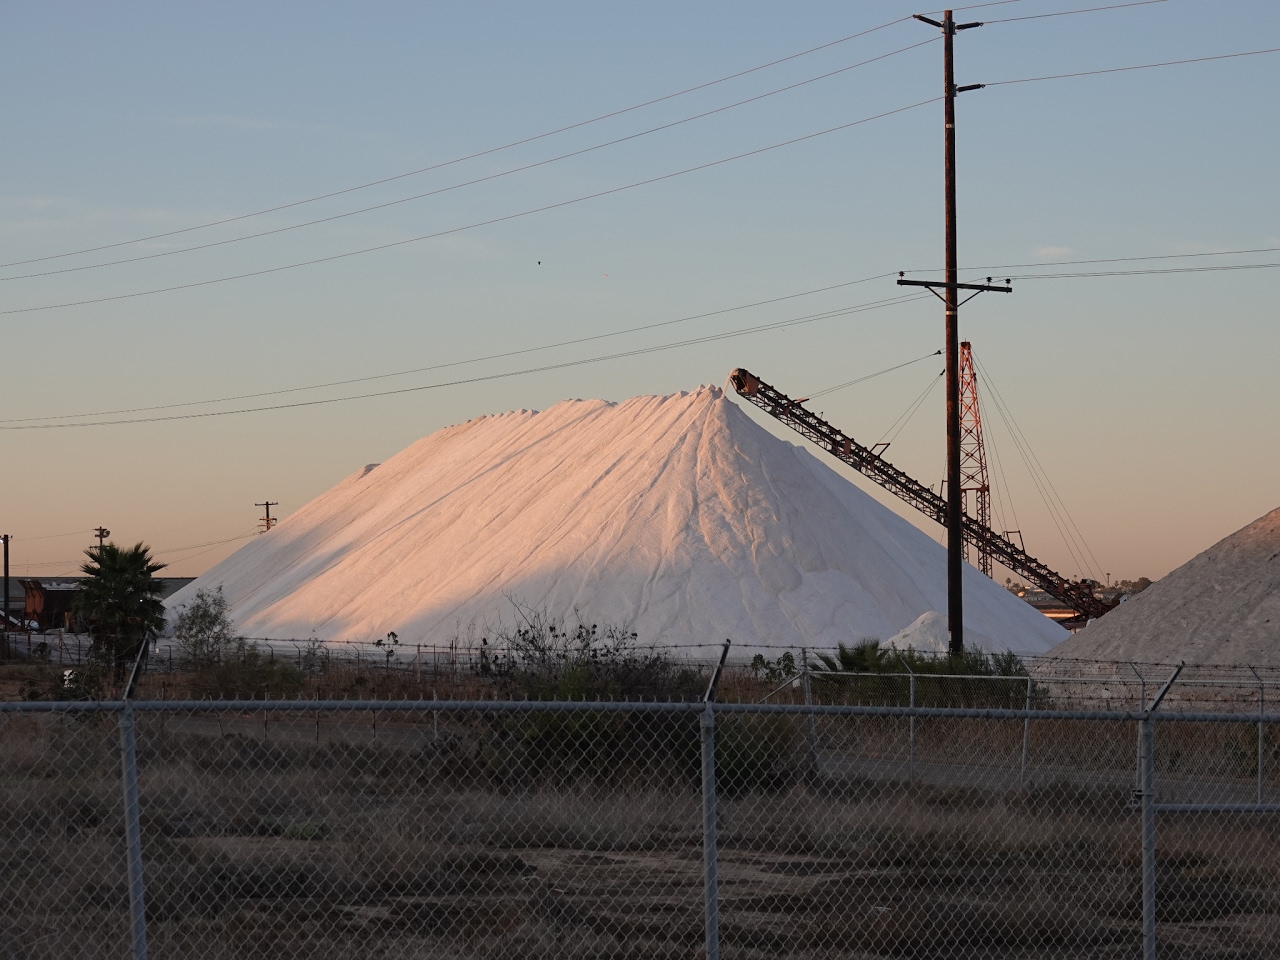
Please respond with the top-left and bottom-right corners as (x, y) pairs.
(1, 710), (130, 959)
(3, 700), (1279, 959)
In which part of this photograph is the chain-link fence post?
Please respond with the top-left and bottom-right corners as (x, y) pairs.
(118, 701), (149, 960)
(1020, 673), (1032, 785)
(800, 648), (817, 780)
(700, 701), (720, 960)
(701, 641), (731, 960)
(1250, 666), (1265, 803)
(906, 663), (916, 783)
(1139, 711), (1157, 960)
(1140, 663), (1182, 960)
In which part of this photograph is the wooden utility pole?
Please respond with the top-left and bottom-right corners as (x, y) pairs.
(256, 502), (279, 534)
(94, 526), (111, 550)
(898, 10), (1009, 655)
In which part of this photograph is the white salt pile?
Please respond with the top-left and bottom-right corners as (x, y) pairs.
(886, 611), (953, 654)
(1050, 505), (1280, 665)
(167, 387), (1066, 653)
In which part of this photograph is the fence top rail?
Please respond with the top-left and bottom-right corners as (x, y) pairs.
(808, 668), (1278, 689)
(3, 698), (1280, 723)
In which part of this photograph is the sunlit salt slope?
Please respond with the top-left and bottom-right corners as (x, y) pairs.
(168, 387), (1066, 652)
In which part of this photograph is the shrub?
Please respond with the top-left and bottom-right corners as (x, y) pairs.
(170, 586), (237, 669)
(474, 606), (703, 702)
(813, 641), (1034, 708)
(186, 638), (305, 700)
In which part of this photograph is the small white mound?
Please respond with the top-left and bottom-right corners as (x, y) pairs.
(168, 387), (1066, 653)
(885, 611), (952, 654)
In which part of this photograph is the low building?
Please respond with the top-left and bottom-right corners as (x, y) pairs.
(15, 577), (195, 633)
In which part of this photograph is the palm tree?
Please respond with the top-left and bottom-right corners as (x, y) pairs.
(814, 638), (886, 674)
(75, 542), (167, 681)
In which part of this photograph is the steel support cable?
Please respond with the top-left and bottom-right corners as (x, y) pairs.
(973, 355), (1102, 578)
(0, 39), (941, 284)
(0, 99), (940, 318)
(982, 395), (1022, 547)
(806, 349), (941, 400)
(970, 359), (1090, 578)
(0, 18), (922, 270)
(0, 294), (930, 429)
(973, 355), (1102, 580)
(0, 272), (898, 424)
(964, 356), (1087, 577)
(984, 389), (1089, 579)
(877, 369), (943, 447)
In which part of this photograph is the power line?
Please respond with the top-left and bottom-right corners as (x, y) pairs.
(10, 39), (1271, 318)
(157, 530), (259, 558)
(0, 99), (939, 318)
(0, 18), (914, 270)
(986, 46), (1280, 87)
(1003, 261), (1280, 280)
(9, 529), (94, 542)
(0, 294), (930, 429)
(9, 244), (1275, 426)
(1, 272), (898, 424)
(16, 529), (259, 571)
(943, 245), (1280, 273)
(0, 40), (939, 284)
(984, 0), (1167, 24)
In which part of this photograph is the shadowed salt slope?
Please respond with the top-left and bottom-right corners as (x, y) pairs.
(167, 387), (1066, 652)
(1050, 505), (1280, 664)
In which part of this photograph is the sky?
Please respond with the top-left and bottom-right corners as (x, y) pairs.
(1, 0), (1277, 586)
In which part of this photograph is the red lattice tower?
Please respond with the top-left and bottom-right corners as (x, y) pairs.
(958, 342), (992, 577)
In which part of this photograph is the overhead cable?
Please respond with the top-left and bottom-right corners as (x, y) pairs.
(984, 0), (1167, 23)
(11, 40), (1274, 316)
(0, 17), (913, 269)
(1, 272), (897, 424)
(1002, 262), (1280, 280)
(0, 99), (939, 317)
(12, 245), (1275, 425)
(986, 46), (1280, 87)
(0, 294), (930, 429)
(0, 39), (938, 283)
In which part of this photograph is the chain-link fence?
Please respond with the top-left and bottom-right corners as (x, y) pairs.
(3, 682), (1279, 958)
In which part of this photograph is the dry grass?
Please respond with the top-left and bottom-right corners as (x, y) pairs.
(3, 708), (1279, 958)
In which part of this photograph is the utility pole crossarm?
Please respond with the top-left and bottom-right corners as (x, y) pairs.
(897, 276), (1013, 293)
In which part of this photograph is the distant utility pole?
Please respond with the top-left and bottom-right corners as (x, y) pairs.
(256, 502), (279, 534)
(897, 10), (1011, 655)
(93, 526), (111, 550)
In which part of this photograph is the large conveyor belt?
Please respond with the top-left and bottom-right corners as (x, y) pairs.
(729, 367), (1115, 622)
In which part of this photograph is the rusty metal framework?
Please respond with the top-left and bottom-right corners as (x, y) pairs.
(958, 342), (992, 576)
(728, 367), (1116, 623)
